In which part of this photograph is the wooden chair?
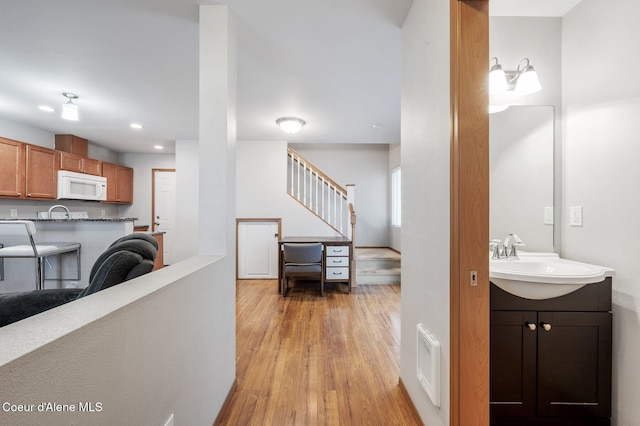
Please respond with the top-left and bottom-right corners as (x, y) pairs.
(0, 220), (80, 290)
(281, 243), (324, 296)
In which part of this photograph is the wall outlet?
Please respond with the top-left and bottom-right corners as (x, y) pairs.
(570, 206), (583, 226)
(10, 208), (17, 218)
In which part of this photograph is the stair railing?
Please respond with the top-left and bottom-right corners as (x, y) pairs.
(287, 147), (352, 236)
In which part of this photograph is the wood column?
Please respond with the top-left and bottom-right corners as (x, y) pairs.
(450, 1), (490, 426)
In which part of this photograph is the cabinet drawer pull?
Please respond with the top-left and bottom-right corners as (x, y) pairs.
(541, 323), (552, 332)
(526, 322), (536, 331)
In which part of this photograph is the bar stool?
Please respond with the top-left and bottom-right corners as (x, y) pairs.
(0, 220), (81, 290)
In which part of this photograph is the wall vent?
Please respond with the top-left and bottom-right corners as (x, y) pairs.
(417, 323), (441, 407)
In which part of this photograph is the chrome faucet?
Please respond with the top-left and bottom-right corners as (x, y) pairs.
(502, 233), (525, 259)
(48, 204), (70, 219)
(489, 239), (502, 260)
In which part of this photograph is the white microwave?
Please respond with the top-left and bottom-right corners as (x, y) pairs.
(57, 170), (107, 201)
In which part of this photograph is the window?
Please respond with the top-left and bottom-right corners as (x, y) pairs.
(391, 166), (401, 227)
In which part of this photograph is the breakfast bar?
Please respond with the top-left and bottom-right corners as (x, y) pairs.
(0, 217), (138, 292)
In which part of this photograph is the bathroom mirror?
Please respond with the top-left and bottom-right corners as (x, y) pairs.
(490, 105), (554, 252)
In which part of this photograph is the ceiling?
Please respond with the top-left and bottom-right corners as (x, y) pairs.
(0, 0), (581, 154)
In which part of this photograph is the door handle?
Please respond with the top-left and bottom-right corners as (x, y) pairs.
(526, 322), (537, 331)
(541, 323), (552, 332)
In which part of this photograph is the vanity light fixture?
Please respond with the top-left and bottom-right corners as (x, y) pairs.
(276, 117), (305, 134)
(489, 57), (542, 95)
(489, 57), (508, 94)
(61, 92), (79, 121)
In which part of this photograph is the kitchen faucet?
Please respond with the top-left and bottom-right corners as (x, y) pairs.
(48, 204), (70, 219)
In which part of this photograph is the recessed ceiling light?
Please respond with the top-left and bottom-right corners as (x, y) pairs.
(130, 123), (143, 129)
(38, 105), (54, 112)
(154, 145), (163, 150)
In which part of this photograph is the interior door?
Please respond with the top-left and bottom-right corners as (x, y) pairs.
(237, 220), (279, 279)
(153, 170), (176, 265)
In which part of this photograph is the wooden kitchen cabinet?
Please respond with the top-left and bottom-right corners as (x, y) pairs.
(102, 162), (134, 204)
(59, 151), (102, 175)
(0, 137), (25, 198)
(491, 280), (612, 426)
(25, 144), (58, 199)
(55, 134), (88, 157)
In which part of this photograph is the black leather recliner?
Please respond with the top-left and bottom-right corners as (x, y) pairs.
(0, 233), (158, 327)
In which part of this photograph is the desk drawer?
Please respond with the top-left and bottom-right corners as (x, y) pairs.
(326, 256), (349, 267)
(326, 267), (349, 280)
(326, 245), (349, 256)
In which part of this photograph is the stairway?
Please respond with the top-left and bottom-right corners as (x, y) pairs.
(355, 248), (401, 285)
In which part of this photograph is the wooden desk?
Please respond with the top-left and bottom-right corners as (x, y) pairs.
(278, 236), (353, 294)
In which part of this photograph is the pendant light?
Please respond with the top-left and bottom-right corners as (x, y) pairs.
(62, 92), (79, 121)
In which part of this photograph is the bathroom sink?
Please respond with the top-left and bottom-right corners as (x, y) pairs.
(490, 253), (615, 300)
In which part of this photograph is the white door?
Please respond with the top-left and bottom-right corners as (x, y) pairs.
(237, 221), (279, 279)
(153, 170), (176, 265)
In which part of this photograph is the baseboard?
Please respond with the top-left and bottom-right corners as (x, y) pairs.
(213, 378), (238, 426)
(398, 377), (424, 426)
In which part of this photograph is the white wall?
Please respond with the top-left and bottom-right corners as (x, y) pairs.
(400, 0), (450, 424)
(290, 143), (390, 246)
(236, 140), (342, 238)
(174, 140), (199, 263)
(0, 116), (54, 147)
(0, 256), (232, 426)
(119, 153), (176, 228)
(562, 1), (640, 424)
(389, 143), (401, 252)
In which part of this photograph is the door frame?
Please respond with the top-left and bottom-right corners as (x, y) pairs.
(151, 168), (176, 232)
(235, 218), (282, 280)
(450, 1), (490, 425)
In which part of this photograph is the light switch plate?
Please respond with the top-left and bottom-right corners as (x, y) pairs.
(544, 206), (554, 225)
(570, 206), (583, 226)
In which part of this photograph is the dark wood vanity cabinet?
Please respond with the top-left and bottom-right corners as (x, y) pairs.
(491, 279), (612, 426)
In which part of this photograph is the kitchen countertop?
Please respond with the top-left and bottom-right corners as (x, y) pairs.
(1, 217), (138, 222)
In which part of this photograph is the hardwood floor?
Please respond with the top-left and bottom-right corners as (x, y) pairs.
(215, 280), (423, 425)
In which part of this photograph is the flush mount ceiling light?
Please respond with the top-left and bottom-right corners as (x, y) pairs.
(38, 105), (54, 112)
(130, 123), (143, 129)
(61, 92), (79, 121)
(276, 117), (305, 134)
(489, 57), (542, 96)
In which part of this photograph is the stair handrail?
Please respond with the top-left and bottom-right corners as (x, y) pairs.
(288, 147), (348, 198)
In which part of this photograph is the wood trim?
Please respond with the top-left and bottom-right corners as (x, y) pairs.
(235, 218), (282, 280)
(287, 146), (348, 196)
(398, 378), (425, 426)
(212, 378), (238, 426)
(450, 1), (490, 426)
(151, 168), (176, 232)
